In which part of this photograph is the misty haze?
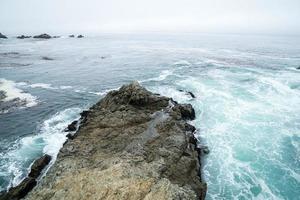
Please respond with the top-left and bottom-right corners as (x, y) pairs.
(0, 0), (299, 200)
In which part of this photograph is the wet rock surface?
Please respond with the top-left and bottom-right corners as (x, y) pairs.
(28, 155), (52, 179)
(25, 82), (206, 200)
(64, 120), (78, 132)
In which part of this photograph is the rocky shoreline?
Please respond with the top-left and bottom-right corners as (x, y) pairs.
(2, 82), (207, 199)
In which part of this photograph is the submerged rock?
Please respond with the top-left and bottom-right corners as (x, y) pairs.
(178, 89), (196, 98)
(25, 82), (206, 200)
(41, 56), (54, 61)
(188, 91), (196, 98)
(33, 34), (51, 39)
(77, 35), (84, 38)
(17, 35), (31, 39)
(0, 154), (51, 200)
(0, 97), (27, 114)
(0, 91), (6, 101)
(202, 146), (210, 155)
(0, 33), (7, 39)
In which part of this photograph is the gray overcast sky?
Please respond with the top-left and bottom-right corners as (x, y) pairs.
(1, 0), (300, 35)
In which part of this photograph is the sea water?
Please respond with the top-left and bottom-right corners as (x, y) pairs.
(0, 33), (299, 199)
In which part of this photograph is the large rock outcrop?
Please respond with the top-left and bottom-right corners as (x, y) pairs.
(25, 82), (206, 200)
(0, 33), (7, 39)
(33, 34), (51, 39)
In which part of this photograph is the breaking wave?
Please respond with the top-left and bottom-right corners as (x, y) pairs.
(0, 107), (81, 191)
(0, 79), (38, 113)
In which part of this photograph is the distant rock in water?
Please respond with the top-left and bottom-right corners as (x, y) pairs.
(0, 154), (51, 200)
(33, 34), (51, 39)
(17, 35), (31, 39)
(0, 33), (7, 39)
(0, 52), (20, 56)
(297, 66), (300, 70)
(187, 91), (196, 98)
(179, 89), (196, 98)
(69, 35), (75, 38)
(0, 98), (27, 114)
(52, 36), (60, 38)
(77, 35), (84, 38)
(0, 91), (6, 101)
(25, 82), (207, 200)
(41, 56), (54, 61)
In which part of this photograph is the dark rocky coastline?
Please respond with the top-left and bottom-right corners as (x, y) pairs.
(3, 82), (206, 199)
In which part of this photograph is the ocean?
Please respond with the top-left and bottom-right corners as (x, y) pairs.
(0, 33), (299, 199)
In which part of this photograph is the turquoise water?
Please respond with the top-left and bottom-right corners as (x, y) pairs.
(0, 33), (299, 199)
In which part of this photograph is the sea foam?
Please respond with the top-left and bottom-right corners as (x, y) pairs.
(0, 107), (81, 190)
(0, 79), (38, 113)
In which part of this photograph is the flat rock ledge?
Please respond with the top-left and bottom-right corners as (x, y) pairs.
(25, 81), (207, 200)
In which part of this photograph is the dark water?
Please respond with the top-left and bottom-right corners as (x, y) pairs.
(0, 33), (300, 199)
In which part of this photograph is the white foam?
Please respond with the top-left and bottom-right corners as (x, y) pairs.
(0, 107), (82, 189)
(40, 108), (82, 156)
(74, 89), (83, 93)
(149, 86), (192, 103)
(0, 78), (38, 109)
(29, 83), (57, 90)
(168, 67), (300, 199)
(173, 60), (191, 67)
(140, 70), (173, 83)
(17, 82), (73, 91)
(88, 88), (117, 96)
(59, 85), (73, 90)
